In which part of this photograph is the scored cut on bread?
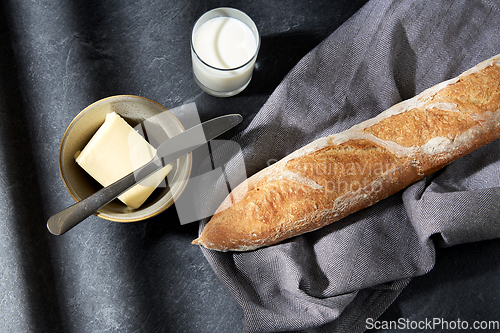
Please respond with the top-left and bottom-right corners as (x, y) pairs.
(193, 53), (500, 252)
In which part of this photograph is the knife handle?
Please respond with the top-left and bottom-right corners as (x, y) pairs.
(47, 159), (161, 235)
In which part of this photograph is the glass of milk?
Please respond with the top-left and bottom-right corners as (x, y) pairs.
(191, 8), (260, 97)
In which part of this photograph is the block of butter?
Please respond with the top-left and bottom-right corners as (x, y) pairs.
(75, 112), (172, 209)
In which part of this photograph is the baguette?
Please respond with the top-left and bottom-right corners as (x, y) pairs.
(193, 54), (500, 252)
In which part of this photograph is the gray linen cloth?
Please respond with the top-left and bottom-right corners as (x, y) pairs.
(197, 0), (500, 332)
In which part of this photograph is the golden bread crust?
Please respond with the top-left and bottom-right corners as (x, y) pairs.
(193, 54), (500, 251)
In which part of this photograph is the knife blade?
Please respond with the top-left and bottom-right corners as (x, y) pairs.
(47, 113), (243, 235)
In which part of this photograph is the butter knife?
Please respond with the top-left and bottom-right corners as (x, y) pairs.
(47, 113), (242, 235)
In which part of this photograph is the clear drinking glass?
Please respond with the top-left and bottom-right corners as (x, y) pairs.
(191, 8), (260, 97)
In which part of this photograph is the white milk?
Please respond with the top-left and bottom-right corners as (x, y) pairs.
(192, 16), (258, 96)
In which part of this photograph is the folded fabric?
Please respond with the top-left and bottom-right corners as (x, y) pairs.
(197, 0), (500, 331)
